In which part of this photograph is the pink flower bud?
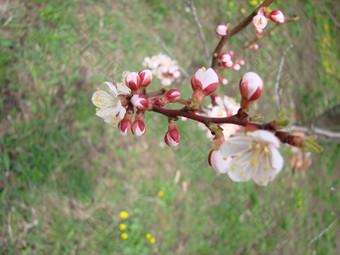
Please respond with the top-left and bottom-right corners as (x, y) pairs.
(229, 51), (234, 57)
(256, 28), (263, 34)
(131, 94), (149, 110)
(132, 119), (146, 136)
(250, 44), (259, 50)
(233, 64), (241, 71)
(219, 76), (228, 85)
(219, 52), (231, 63)
(239, 72), (263, 101)
(191, 68), (219, 96)
(163, 89), (181, 104)
(216, 24), (228, 36)
(253, 8), (267, 30)
(138, 69), (153, 88)
(125, 72), (141, 91)
(223, 60), (233, 68)
(118, 118), (132, 136)
(164, 123), (181, 147)
(270, 10), (285, 23)
(236, 59), (245, 66)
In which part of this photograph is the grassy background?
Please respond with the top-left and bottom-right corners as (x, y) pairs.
(1, 0), (339, 254)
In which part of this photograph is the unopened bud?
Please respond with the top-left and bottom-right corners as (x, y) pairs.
(164, 123), (181, 147)
(163, 89), (181, 104)
(125, 72), (141, 91)
(239, 72), (263, 109)
(118, 117), (132, 136)
(216, 24), (228, 36)
(131, 94), (149, 110)
(270, 10), (285, 23)
(138, 69), (153, 88)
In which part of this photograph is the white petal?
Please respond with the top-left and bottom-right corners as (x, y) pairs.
(220, 136), (252, 157)
(210, 150), (230, 174)
(104, 82), (117, 95)
(227, 151), (254, 182)
(91, 90), (116, 108)
(253, 155), (275, 186)
(251, 130), (280, 148)
(118, 107), (126, 119)
(96, 106), (119, 118)
(269, 146), (284, 171)
(195, 68), (218, 89)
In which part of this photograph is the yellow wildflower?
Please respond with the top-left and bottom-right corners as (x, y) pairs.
(121, 233), (128, 240)
(158, 190), (164, 197)
(150, 238), (156, 244)
(146, 233), (152, 239)
(241, 8), (246, 14)
(119, 224), (126, 231)
(120, 211), (129, 220)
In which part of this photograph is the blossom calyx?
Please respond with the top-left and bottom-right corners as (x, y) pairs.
(162, 89), (181, 104)
(164, 122), (181, 147)
(239, 72), (263, 109)
(270, 10), (285, 23)
(131, 94), (150, 110)
(216, 25), (228, 36)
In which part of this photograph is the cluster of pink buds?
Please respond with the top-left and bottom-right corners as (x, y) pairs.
(125, 70), (153, 94)
(218, 51), (245, 83)
(252, 7), (285, 34)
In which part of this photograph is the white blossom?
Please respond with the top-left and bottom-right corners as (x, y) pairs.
(220, 130), (284, 186)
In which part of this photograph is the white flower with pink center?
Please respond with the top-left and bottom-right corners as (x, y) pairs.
(220, 130), (284, 186)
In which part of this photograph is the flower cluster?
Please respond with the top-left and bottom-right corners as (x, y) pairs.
(252, 7), (286, 34)
(143, 53), (181, 86)
(91, 2), (321, 188)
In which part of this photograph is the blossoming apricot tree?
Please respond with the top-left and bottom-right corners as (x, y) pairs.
(91, 0), (322, 186)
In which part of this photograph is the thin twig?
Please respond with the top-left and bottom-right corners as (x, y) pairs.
(187, 0), (210, 60)
(322, 0), (340, 30)
(157, 37), (191, 79)
(211, 0), (275, 70)
(274, 43), (294, 111)
(308, 214), (340, 244)
(287, 125), (340, 139)
(239, 16), (298, 54)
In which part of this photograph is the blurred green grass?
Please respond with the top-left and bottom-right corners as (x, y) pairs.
(1, 0), (339, 254)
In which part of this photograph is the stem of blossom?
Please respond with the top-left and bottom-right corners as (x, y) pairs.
(211, 0), (275, 70)
(238, 16), (299, 55)
(150, 105), (309, 148)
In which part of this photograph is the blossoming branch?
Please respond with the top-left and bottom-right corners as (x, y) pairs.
(91, 0), (322, 186)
